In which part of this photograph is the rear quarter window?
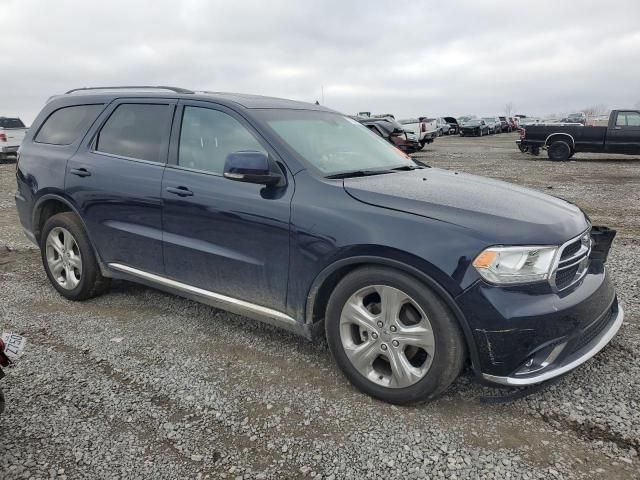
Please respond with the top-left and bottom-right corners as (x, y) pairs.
(35, 104), (104, 145)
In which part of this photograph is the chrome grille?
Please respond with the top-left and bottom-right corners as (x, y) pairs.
(551, 230), (591, 291)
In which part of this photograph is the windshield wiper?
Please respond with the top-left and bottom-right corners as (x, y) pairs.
(391, 165), (424, 171)
(325, 169), (397, 179)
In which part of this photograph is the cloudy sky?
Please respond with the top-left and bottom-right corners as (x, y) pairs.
(2, 0), (640, 123)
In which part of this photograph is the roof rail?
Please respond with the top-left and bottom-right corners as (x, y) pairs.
(65, 86), (194, 94)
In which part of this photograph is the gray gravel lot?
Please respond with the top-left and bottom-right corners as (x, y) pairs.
(0, 134), (638, 479)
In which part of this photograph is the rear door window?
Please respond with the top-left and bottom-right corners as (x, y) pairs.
(95, 103), (172, 162)
(35, 105), (103, 145)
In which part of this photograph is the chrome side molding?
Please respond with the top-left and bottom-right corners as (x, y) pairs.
(108, 263), (298, 326)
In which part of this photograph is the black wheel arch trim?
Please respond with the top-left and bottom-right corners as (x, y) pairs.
(304, 255), (482, 375)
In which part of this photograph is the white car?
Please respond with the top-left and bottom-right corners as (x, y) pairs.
(0, 117), (27, 160)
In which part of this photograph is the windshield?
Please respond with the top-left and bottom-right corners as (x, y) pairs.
(465, 120), (482, 126)
(257, 109), (414, 176)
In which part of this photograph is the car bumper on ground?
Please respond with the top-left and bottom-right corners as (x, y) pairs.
(456, 259), (621, 386)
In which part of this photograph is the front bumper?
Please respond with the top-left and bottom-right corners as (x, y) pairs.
(457, 256), (621, 385)
(482, 303), (623, 386)
(1, 146), (19, 154)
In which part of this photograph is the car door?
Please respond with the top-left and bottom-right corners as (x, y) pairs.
(161, 100), (292, 312)
(606, 111), (640, 154)
(66, 98), (175, 274)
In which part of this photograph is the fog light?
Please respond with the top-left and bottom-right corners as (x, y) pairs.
(515, 342), (566, 376)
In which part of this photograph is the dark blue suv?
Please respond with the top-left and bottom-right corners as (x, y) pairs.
(15, 86), (623, 404)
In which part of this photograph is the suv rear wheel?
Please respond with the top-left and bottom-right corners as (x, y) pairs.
(325, 266), (465, 404)
(40, 212), (110, 301)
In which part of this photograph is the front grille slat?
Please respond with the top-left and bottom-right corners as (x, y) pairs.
(552, 230), (591, 291)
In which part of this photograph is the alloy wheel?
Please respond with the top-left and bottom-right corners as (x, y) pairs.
(339, 285), (435, 388)
(45, 227), (82, 290)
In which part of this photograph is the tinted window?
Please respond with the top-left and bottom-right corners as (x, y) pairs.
(616, 111), (640, 127)
(0, 118), (25, 129)
(35, 105), (103, 145)
(178, 107), (266, 174)
(96, 104), (170, 162)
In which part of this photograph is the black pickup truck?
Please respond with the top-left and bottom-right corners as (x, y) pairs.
(516, 110), (640, 161)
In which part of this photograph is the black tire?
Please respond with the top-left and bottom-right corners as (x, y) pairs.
(531, 146), (541, 156)
(40, 212), (110, 301)
(547, 141), (571, 161)
(459, 132), (464, 137)
(325, 266), (466, 404)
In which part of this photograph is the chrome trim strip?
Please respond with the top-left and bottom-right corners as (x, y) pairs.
(549, 228), (591, 292)
(544, 132), (576, 149)
(558, 243), (590, 267)
(108, 263), (297, 325)
(482, 305), (623, 386)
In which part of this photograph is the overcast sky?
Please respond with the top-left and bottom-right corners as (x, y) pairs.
(2, 0), (640, 123)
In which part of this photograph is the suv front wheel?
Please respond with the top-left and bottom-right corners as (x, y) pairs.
(40, 212), (110, 301)
(325, 266), (466, 404)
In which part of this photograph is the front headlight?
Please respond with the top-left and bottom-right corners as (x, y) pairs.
(472, 246), (558, 284)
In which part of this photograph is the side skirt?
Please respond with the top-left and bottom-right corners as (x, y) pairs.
(107, 263), (311, 339)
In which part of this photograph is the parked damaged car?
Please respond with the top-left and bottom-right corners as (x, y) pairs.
(357, 116), (422, 154)
(15, 86), (623, 405)
(443, 117), (459, 135)
(398, 118), (438, 148)
(459, 119), (490, 137)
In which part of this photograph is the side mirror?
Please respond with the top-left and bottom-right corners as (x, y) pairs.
(223, 151), (282, 186)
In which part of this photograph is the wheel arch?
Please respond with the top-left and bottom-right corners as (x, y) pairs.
(544, 133), (575, 150)
(32, 194), (107, 272)
(305, 254), (482, 375)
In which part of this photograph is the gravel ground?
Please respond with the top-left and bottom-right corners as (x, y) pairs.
(0, 134), (638, 479)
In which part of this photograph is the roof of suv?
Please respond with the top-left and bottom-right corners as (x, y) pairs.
(53, 87), (333, 112)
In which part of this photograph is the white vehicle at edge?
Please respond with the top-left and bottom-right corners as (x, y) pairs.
(398, 117), (439, 148)
(0, 117), (28, 160)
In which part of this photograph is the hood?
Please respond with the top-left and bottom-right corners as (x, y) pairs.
(343, 168), (588, 245)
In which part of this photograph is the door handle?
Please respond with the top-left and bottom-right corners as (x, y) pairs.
(166, 186), (194, 197)
(70, 168), (91, 177)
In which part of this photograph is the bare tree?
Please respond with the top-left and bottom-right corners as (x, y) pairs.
(504, 102), (514, 117)
(580, 104), (609, 122)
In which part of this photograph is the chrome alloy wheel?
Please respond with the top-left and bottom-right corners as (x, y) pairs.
(339, 285), (435, 388)
(45, 227), (82, 290)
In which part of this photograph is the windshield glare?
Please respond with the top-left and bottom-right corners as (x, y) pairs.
(258, 110), (414, 176)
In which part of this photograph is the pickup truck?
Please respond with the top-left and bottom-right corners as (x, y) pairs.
(0, 117), (27, 160)
(517, 110), (640, 161)
(398, 117), (438, 147)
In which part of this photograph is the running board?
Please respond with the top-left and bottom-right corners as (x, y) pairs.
(108, 263), (301, 331)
